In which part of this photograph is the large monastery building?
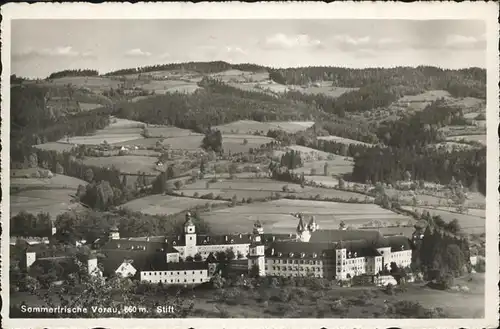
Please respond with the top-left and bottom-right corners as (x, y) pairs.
(85, 212), (415, 285)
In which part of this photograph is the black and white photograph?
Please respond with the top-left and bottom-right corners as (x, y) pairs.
(1, 2), (498, 328)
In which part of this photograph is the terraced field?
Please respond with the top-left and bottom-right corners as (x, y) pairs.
(446, 134), (487, 146)
(201, 198), (412, 234)
(221, 134), (275, 153)
(287, 83), (358, 98)
(81, 155), (159, 174)
(11, 189), (84, 219)
(317, 135), (374, 147)
(181, 178), (372, 203)
(401, 206), (485, 234)
(121, 195), (228, 216)
(11, 173), (87, 190)
(215, 120), (315, 135)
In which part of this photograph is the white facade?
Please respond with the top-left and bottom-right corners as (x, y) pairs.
(197, 243), (249, 259)
(375, 275), (398, 286)
(184, 221), (197, 258)
(115, 261), (137, 278)
(248, 234), (265, 276)
(140, 269), (209, 285)
(26, 251), (37, 268)
(166, 252), (180, 263)
(265, 257), (324, 278)
(389, 249), (412, 269)
(173, 242), (249, 260)
(87, 258), (103, 277)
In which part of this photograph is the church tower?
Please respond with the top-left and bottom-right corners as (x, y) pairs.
(296, 214), (311, 242)
(308, 215), (318, 232)
(248, 224), (265, 276)
(109, 225), (120, 240)
(184, 212), (197, 258)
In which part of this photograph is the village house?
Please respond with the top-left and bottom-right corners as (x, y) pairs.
(18, 243), (102, 280)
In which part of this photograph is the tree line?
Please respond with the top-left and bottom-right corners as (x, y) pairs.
(268, 66), (485, 99)
(377, 99), (469, 148)
(351, 146), (485, 193)
(47, 69), (100, 80)
(104, 61), (268, 76)
(115, 86), (317, 134)
(10, 211), (52, 238)
(414, 224), (472, 283)
(11, 85), (111, 163)
(53, 208), (211, 245)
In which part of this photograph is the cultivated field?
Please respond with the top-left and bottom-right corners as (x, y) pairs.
(270, 121), (316, 133)
(78, 102), (103, 111)
(427, 142), (477, 152)
(272, 145), (355, 176)
(401, 206), (485, 234)
(139, 80), (201, 94)
(54, 118), (145, 145)
(209, 70), (269, 83)
(287, 83), (358, 98)
(181, 178), (372, 203)
(317, 135), (374, 147)
(161, 135), (204, 150)
(384, 187), (485, 209)
(221, 134), (275, 153)
(36, 118), (204, 152)
(33, 142), (77, 153)
(121, 195), (228, 216)
(201, 199), (412, 234)
(10, 189), (83, 219)
(81, 155), (159, 174)
(446, 134), (487, 146)
(294, 160), (354, 176)
(11, 173), (87, 190)
(393, 90), (452, 111)
(215, 120), (315, 135)
(49, 76), (121, 92)
(146, 126), (201, 138)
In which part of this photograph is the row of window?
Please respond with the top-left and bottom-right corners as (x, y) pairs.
(145, 278), (205, 283)
(271, 259), (321, 265)
(267, 266), (322, 272)
(143, 271), (204, 276)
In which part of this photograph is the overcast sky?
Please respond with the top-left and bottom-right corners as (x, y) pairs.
(12, 19), (486, 78)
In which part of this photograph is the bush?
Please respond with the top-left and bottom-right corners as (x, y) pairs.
(201, 193), (215, 199)
(474, 258), (485, 272)
(387, 300), (446, 318)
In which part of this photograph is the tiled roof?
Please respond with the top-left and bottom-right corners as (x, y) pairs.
(261, 233), (296, 243)
(265, 241), (336, 259)
(26, 244), (76, 258)
(29, 257), (78, 277)
(100, 249), (163, 277)
(194, 234), (253, 246)
(362, 226), (416, 239)
(385, 235), (412, 252)
(341, 240), (382, 257)
(101, 239), (169, 253)
(309, 229), (384, 244)
(296, 215), (306, 232)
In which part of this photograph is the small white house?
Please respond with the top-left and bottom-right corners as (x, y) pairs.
(375, 275), (398, 287)
(115, 260), (137, 278)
